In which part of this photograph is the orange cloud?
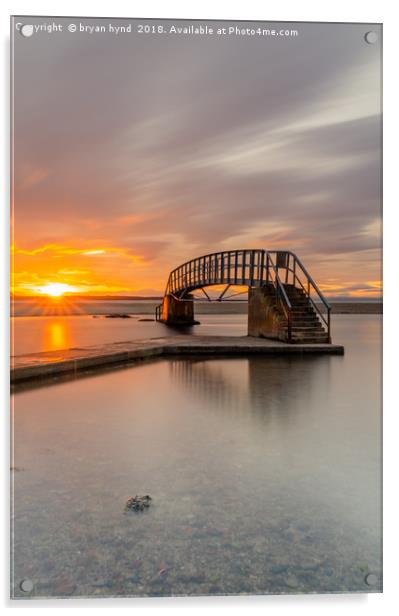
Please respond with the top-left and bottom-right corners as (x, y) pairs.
(11, 243), (144, 263)
(11, 242), (164, 296)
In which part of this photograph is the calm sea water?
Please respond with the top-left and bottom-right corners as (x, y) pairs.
(11, 313), (246, 356)
(11, 315), (382, 597)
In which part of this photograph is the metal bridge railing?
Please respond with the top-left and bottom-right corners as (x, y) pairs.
(155, 249), (331, 342)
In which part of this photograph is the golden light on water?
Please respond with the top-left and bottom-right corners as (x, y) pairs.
(44, 319), (71, 351)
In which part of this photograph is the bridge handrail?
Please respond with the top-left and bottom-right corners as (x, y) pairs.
(165, 249), (266, 296)
(285, 251), (331, 310)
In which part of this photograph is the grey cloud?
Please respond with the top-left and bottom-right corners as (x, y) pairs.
(13, 17), (382, 279)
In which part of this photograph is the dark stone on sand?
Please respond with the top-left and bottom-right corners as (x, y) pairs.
(125, 494), (152, 512)
(138, 318), (155, 322)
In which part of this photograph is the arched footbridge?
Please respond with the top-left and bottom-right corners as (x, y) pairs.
(155, 250), (332, 344)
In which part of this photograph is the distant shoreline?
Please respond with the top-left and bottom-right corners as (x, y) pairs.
(328, 303), (382, 314)
(11, 295), (164, 301)
(11, 295), (383, 303)
(11, 299), (382, 317)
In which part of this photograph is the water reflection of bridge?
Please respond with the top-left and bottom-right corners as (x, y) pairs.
(169, 353), (335, 422)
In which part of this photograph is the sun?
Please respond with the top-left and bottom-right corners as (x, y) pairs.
(37, 283), (77, 297)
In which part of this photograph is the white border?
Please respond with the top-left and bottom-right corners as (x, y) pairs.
(1, 1), (398, 614)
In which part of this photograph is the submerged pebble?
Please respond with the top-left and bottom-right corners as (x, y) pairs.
(125, 495), (152, 512)
(285, 575), (299, 589)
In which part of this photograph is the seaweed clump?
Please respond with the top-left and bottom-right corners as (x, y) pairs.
(125, 495), (152, 512)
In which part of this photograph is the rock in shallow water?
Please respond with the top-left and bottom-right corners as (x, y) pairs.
(285, 575), (299, 588)
(105, 313), (131, 319)
(125, 495), (152, 512)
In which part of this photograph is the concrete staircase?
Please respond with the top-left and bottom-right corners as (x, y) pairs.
(279, 284), (329, 343)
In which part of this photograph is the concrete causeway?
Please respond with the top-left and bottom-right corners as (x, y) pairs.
(11, 336), (344, 385)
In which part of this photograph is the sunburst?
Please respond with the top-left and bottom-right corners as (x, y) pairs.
(36, 282), (77, 297)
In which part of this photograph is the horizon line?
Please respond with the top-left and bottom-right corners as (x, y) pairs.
(11, 294), (383, 302)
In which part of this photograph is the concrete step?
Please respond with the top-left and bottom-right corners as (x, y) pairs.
(290, 307), (315, 312)
(291, 327), (324, 333)
(292, 314), (321, 320)
(284, 310), (316, 315)
(279, 323), (326, 332)
(280, 320), (322, 328)
(282, 312), (319, 318)
(279, 335), (329, 344)
(279, 328), (326, 336)
(292, 316), (320, 321)
(291, 332), (328, 340)
(284, 313), (319, 320)
(291, 339), (329, 344)
(291, 338), (330, 344)
(249, 284), (330, 343)
(291, 327), (323, 332)
(288, 300), (309, 305)
(284, 285), (305, 293)
(290, 312), (316, 317)
(285, 291), (306, 298)
(290, 300), (312, 306)
(286, 295), (307, 301)
(290, 325), (325, 331)
(284, 286), (305, 292)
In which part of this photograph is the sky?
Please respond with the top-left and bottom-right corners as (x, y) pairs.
(12, 18), (382, 298)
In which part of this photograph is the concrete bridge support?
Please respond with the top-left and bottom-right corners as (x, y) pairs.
(161, 293), (198, 326)
(247, 286), (286, 340)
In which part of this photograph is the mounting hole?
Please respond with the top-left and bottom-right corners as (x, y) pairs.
(20, 578), (34, 592)
(365, 572), (379, 586)
(364, 31), (378, 44)
(20, 24), (34, 38)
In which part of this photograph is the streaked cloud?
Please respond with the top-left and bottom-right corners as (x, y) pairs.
(13, 19), (382, 296)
